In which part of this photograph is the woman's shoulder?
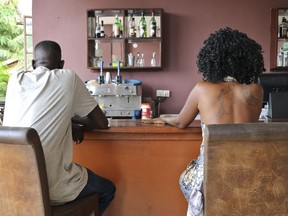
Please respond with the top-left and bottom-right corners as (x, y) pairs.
(194, 81), (222, 90)
(196, 80), (262, 88)
(239, 82), (263, 93)
(192, 81), (218, 95)
(194, 81), (210, 88)
(194, 81), (263, 98)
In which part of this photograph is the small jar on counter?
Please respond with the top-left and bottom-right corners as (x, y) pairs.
(141, 103), (152, 119)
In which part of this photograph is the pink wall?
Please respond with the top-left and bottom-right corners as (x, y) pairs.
(32, 0), (288, 114)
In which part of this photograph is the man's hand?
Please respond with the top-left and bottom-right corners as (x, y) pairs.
(72, 123), (84, 144)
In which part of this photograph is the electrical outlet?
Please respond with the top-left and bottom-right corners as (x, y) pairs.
(156, 90), (171, 97)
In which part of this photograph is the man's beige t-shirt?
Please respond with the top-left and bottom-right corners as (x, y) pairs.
(3, 66), (97, 204)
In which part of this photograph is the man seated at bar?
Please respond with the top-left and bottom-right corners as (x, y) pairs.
(160, 27), (265, 215)
(3, 40), (116, 216)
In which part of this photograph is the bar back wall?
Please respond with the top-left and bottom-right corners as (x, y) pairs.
(32, 0), (287, 114)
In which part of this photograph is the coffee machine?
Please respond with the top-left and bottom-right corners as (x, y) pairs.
(86, 79), (142, 119)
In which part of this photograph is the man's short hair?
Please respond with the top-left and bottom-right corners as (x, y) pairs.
(34, 40), (62, 60)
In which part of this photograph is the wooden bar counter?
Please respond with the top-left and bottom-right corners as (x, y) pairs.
(74, 119), (202, 216)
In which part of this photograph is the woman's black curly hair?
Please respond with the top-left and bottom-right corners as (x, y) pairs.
(197, 27), (265, 84)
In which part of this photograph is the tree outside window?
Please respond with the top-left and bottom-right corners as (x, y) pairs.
(0, 0), (26, 98)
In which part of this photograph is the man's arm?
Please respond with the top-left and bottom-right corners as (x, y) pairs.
(72, 105), (109, 130)
(71, 105), (108, 144)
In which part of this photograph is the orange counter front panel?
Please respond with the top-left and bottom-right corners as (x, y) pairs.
(74, 120), (202, 216)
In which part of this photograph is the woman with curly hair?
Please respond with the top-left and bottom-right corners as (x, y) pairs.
(160, 27), (265, 216)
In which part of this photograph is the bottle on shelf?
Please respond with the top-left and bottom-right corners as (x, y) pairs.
(127, 53), (135, 67)
(137, 25), (140, 38)
(113, 15), (121, 38)
(139, 12), (147, 37)
(100, 20), (105, 38)
(116, 60), (122, 84)
(127, 13), (132, 26)
(129, 16), (136, 37)
(139, 52), (145, 67)
(95, 16), (101, 38)
(119, 20), (123, 38)
(279, 17), (288, 38)
(135, 52), (140, 66)
(94, 42), (103, 67)
(127, 13), (133, 37)
(277, 47), (284, 66)
(150, 52), (156, 66)
(149, 12), (157, 37)
(284, 51), (288, 66)
(97, 60), (104, 84)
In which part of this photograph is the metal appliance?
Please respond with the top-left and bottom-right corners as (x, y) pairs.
(86, 79), (142, 119)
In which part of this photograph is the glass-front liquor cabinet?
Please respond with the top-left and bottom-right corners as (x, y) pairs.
(270, 8), (288, 71)
(87, 9), (163, 71)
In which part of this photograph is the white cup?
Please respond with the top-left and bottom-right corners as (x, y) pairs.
(105, 72), (111, 84)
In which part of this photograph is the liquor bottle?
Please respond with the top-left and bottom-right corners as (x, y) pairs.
(129, 17), (136, 37)
(139, 12), (147, 37)
(285, 52), (288, 66)
(119, 20), (123, 38)
(277, 48), (284, 66)
(115, 60), (122, 84)
(149, 12), (157, 37)
(127, 13), (133, 37)
(150, 52), (156, 66)
(135, 52), (140, 66)
(97, 60), (104, 84)
(139, 52), (145, 67)
(279, 17), (288, 38)
(95, 16), (101, 38)
(100, 20), (105, 38)
(113, 15), (121, 38)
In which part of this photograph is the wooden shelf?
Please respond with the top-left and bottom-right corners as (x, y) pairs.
(87, 8), (163, 71)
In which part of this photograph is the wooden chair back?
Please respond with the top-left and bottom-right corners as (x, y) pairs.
(0, 126), (51, 216)
(204, 122), (288, 216)
(0, 126), (98, 216)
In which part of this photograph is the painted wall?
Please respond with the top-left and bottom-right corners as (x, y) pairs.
(32, 0), (288, 114)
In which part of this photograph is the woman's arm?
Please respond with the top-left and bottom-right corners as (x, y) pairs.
(161, 83), (200, 128)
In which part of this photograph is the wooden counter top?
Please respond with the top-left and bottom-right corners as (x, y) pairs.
(85, 119), (202, 141)
(104, 119), (200, 131)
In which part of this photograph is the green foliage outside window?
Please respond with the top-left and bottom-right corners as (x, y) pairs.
(0, 0), (24, 62)
(0, 0), (25, 98)
(0, 63), (10, 99)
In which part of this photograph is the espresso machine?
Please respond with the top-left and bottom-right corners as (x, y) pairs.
(86, 79), (142, 119)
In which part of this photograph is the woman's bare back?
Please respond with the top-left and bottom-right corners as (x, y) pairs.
(196, 81), (263, 124)
(161, 81), (263, 128)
